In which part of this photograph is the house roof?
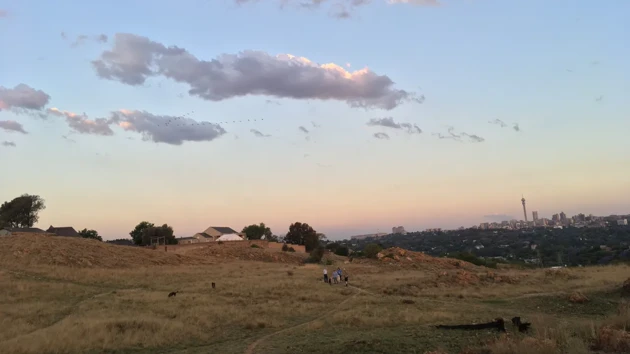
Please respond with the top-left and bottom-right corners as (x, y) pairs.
(194, 232), (213, 238)
(47, 226), (79, 237)
(1, 227), (46, 233)
(178, 237), (195, 240)
(210, 226), (238, 234)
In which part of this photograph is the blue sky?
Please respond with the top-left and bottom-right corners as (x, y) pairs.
(1, 0), (628, 240)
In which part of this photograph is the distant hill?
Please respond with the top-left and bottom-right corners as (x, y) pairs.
(349, 225), (630, 267)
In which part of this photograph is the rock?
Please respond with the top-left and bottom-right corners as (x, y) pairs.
(568, 292), (589, 303)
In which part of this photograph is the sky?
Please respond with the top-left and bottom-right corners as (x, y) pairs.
(0, 0), (629, 240)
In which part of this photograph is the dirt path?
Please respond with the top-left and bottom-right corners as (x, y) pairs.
(243, 285), (367, 354)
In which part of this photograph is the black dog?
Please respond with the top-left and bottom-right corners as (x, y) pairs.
(511, 317), (531, 332)
(168, 291), (178, 298)
(436, 318), (506, 332)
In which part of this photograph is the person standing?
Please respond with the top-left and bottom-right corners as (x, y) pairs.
(323, 268), (328, 283)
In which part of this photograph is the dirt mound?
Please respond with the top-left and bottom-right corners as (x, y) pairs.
(0, 235), (212, 268)
(375, 247), (475, 270)
(185, 245), (305, 265)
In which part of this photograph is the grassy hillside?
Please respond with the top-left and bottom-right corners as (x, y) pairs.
(0, 236), (628, 353)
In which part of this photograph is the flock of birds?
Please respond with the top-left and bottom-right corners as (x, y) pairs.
(157, 111), (266, 127)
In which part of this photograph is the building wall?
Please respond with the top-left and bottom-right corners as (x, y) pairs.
(178, 238), (200, 245)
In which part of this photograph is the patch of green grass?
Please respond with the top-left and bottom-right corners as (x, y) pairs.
(505, 292), (620, 317)
(256, 325), (502, 354)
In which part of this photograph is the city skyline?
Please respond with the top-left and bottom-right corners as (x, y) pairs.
(1, 1), (629, 240)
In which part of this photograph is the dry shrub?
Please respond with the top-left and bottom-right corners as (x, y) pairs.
(245, 321), (267, 330)
(402, 299), (415, 304)
(482, 336), (558, 354)
(622, 278), (630, 297)
(287, 270), (294, 276)
(592, 326), (630, 352)
(544, 268), (579, 280)
(568, 291), (590, 304)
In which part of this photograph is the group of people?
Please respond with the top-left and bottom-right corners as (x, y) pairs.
(323, 267), (348, 286)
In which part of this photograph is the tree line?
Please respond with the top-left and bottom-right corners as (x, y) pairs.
(1, 194), (327, 252)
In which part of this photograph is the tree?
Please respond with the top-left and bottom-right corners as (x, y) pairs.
(141, 224), (177, 245)
(285, 222), (319, 252)
(78, 228), (103, 242)
(241, 223), (273, 240)
(0, 194), (46, 228)
(130, 221), (154, 245)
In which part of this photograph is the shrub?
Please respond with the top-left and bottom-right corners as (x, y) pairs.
(306, 246), (325, 263)
(325, 259), (333, 265)
(364, 244), (383, 259)
(288, 247), (295, 252)
(250, 244), (261, 248)
(287, 270), (294, 276)
(334, 246), (349, 257)
(282, 244), (289, 252)
(217, 241), (224, 245)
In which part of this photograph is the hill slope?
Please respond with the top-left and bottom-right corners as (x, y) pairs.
(0, 235), (210, 268)
(0, 235), (306, 268)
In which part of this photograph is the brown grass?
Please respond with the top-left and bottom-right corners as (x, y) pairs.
(0, 236), (629, 354)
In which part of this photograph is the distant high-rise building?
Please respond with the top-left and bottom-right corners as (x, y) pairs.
(532, 211), (539, 222)
(392, 226), (406, 234)
(560, 212), (567, 223)
(521, 196), (528, 222)
(552, 214), (560, 222)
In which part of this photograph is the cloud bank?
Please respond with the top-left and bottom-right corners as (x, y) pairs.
(373, 132), (390, 140)
(235, 0), (440, 19)
(110, 110), (226, 145)
(0, 84), (51, 114)
(92, 33), (421, 110)
(48, 108), (114, 136)
(0, 120), (28, 134)
(250, 129), (271, 137)
(1, 141), (16, 147)
(367, 117), (422, 134)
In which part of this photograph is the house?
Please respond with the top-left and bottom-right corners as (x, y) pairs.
(177, 236), (200, 245)
(193, 226), (241, 242)
(0, 227), (46, 236)
(47, 226), (80, 237)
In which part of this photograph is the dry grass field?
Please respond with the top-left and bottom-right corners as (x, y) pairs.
(0, 235), (629, 354)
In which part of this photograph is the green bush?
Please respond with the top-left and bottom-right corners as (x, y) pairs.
(325, 259), (333, 265)
(364, 243), (383, 259)
(334, 246), (349, 257)
(306, 247), (325, 263)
